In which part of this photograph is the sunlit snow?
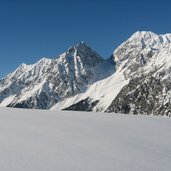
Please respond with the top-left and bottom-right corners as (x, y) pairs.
(0, 107), (171, 171)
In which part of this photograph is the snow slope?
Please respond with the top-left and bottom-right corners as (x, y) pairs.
(51, 68), (129, 111)
(0, 107), (171, 171)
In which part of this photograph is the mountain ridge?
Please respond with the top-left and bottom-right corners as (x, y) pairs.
(52, 31), (171, 116)
(1, 31), (171, 116)
(0, 41), (114, 109)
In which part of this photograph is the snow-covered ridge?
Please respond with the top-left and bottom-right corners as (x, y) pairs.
(106, 31), (171, 115)
(1, 31), (171, 115)
(52, 31), (171, 115)
(0, 42), (114, 109)
(114, 31), (171, 77)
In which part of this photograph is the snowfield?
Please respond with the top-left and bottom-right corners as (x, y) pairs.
(0, 107), (171, 171)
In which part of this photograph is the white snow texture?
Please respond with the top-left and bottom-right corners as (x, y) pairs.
(0, 107), (171, 171)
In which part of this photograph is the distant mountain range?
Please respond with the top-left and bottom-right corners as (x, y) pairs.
(1, 31), (171, 116)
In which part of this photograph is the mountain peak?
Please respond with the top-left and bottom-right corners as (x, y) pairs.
(114, 31), (171, 77)
(130, 31), (171, 44)
(68, 41), (88, 50)
(67, 41), (88, 54)
(36, 57), (52, 65)
(130, 31), (158, 40)
(78, 41), (87, 46)
(132, 30), (155, 35)
(66, 41), (104, 63)
(14, 63), (29, 74)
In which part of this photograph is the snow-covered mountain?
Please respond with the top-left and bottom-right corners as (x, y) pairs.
(0, 42), (114, 109)
(106, 31), (171, 116)
(52, 31), (171, 116)
(1, 31), (171, 116)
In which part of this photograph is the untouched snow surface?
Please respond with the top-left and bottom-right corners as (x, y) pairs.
(0, 107), (171, 171)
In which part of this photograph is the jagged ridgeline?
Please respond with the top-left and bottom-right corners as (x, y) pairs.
(0, 42), (114, 109)
(1, 31), (171, 116)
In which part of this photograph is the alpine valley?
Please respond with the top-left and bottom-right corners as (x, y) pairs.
(1, 31), (171, 116)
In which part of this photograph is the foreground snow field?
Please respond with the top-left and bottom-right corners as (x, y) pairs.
(0, 108), (171, 171)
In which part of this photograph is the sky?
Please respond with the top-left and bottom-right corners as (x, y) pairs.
(0, 0), (171, 78)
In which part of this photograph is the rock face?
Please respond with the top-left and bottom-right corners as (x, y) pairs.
(106, 76), (171, 116)
(63, 98), (99, 111)
(0, 42), (114, 109)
